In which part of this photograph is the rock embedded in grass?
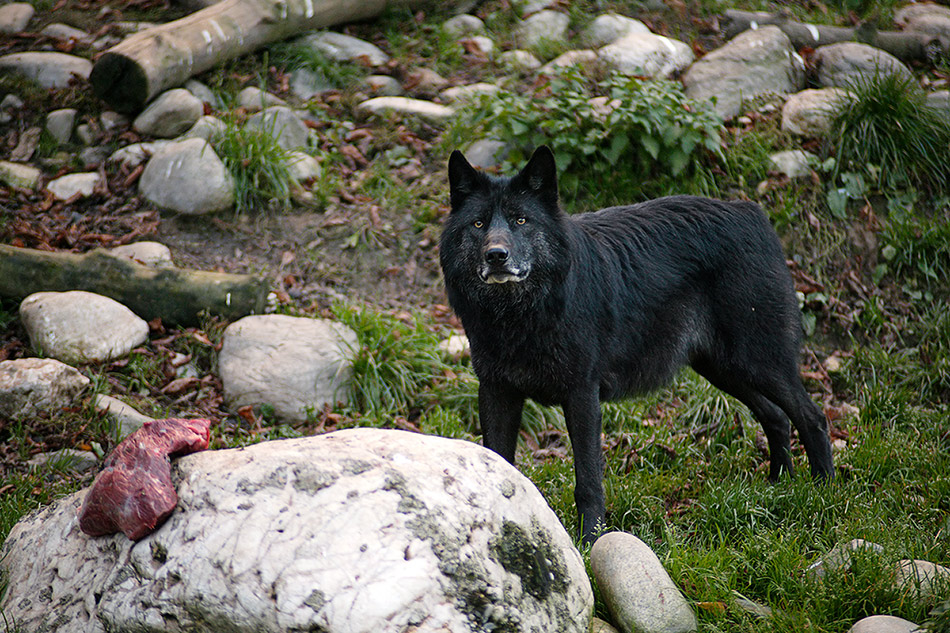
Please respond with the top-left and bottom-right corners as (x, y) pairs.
(781, 87), (854, 136)
(847, 615), (921, 633)
(812, 42), (914, 89)
(138, 138), (235, 214)
(591, 531), (697, 633)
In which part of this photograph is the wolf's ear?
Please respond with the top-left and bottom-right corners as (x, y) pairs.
(517, 145), (558, 207)
(448, 150), (482, 210)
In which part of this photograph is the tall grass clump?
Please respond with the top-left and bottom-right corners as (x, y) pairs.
(827, 71), (950, 192)
(454, 65), (723, 205)
(210, 115), (295, 214)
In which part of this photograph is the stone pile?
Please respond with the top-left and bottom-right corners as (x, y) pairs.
(3, 1), (949, 212)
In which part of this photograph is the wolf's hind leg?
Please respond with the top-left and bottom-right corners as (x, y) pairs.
(692, 360), (795, 480)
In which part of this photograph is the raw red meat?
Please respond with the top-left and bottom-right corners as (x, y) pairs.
(79, 417), (212, 540)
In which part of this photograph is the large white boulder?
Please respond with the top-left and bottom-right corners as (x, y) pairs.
(1, 428), (594, 633)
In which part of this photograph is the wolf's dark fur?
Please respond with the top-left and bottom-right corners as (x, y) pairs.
(440, 146), (834, 544)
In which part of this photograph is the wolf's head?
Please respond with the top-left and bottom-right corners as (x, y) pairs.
(441, 146), (568, 294)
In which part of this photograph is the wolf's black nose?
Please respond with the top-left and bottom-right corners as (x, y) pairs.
(485, 246), (509, 264)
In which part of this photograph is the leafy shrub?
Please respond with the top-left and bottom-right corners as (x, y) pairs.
(827, 71), (950, 193)
(457, 66), (723, 199)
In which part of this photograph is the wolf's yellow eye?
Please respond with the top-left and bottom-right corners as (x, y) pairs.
(474, 220), (484, 228)
(516, 217), (527, 225)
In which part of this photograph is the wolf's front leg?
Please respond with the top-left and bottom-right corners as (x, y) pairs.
(564, 387), (607, 546)
(478, 381), (525, 464)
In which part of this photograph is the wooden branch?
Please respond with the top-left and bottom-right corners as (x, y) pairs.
(0, 244), (269, 327)
(721, 9), (942, 62)
(89, 0), (433, 113)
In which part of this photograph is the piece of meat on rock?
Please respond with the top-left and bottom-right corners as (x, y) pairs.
(78, 418), (212, 540)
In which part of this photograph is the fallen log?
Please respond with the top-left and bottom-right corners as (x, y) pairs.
(721, 9), (943, 62)
(90, 0), (434, 113)
(0, 244), (268, 327)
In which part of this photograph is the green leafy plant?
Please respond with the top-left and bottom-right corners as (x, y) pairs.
(826, 70), (950, 194)
(457, 65), (723, 201)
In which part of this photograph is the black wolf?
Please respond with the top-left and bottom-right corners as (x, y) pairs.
(440, 146), (834, 544)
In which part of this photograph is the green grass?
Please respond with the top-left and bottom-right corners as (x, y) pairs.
(826, 71), (950, 193)
(210, 113), (296, 214)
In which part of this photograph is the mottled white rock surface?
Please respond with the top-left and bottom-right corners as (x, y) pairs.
(19, 291), (149, 364)
(46, 172), (102, 200)
(1, 429), (593, 633)
(848, 615), (921, 633)
(107, 241), (174, 267)
(781, 87), (852, 137)
(0, 358), (90, 419)
(598, 32), (694, 78)
(218, 314), (357, 422)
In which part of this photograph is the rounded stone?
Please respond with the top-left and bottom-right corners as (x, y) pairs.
(19, 291), (149, 364)
(781, 87), (853, 137)
(848, 615), (921, 633)
(591, 532), (697, 633)
(0, 52), (92, 89)
(218, 314), (358, 422)
(138, 138), (234, 214)
(133, 88), (204, 138)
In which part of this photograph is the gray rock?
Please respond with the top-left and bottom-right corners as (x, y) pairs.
(848, 615), (921, 633)
(236, 86), (287, 112)
(79, 146), (110, 168)
(464, 139), (510, 169)
(108, 140), (173, 168)
(813, 42), (914, 89)
(286, 150), (322, 182)
(542, 49), (599, 72)
(138, 138), (235, 215)
(0, 52), (92, 89)
(364, 74), (404, 96)
(39, 23), (89, 42)
(184, 78), (222, 109)
(357, 97), (455, 125)
(107, 241), (174, 267)
(296, 30), (389, 66)
(499, 49), (543, 72)
(892, 559), (950, 601)
(591, 532), (697, 633)
(462, 35), (494, 57)
(683, 26), (805, 120)
(1, 93), (23, 110)
(0, 429), (593, 633)
(133, 88), (204, 138)
(20, 291), (149, 364)
(289, 67), (332, 101)
(0, 159), (41, 189)
(28, 448), (98, 473)
(904, 13), (950, 41)
(895, 3), (950, 27)
(0, 2), (33, 33)
(75, 122), (95, 145)
(46, 172), (102, 200)
(518, 0), (557, 17)
(440, 82), (500, 102)
(406, 67), (449, 96)
(781, 87), (852, 136)
(99, 111), (129, 132)
(516, 10), (570, 49)
(0, 358), (90, 420)
(768, 150), (816, 179)
(245, 106), (310, 151)
(599, 32), (694, 78)
(178, 115), (226, 142)
(94, 394), (154, 440)
(928, 90), (950, 114)
(805, 539), (885, 579)
(219, 314), (357, 422)
(581, 13), (650, 48)
(592, 617), (622, 633)
(442, 14), (485, 38)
